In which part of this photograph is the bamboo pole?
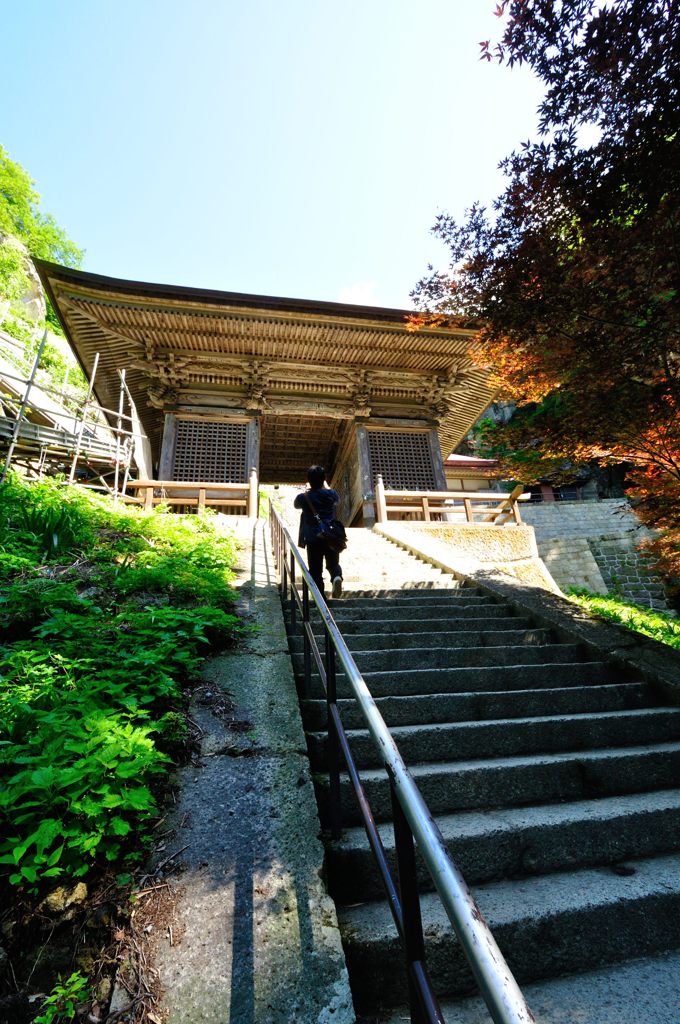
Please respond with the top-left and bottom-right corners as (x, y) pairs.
(1, 329), (49, 484)
(113, 369), (126, 500)
(68, 352), (100, 484)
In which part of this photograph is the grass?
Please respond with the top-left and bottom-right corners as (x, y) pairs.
(0, 473), (243, 1019)
(567, 588), (680, 649)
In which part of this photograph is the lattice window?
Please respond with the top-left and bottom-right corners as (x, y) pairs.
(367, 430), (436, 490)
(172, 420), (248, 482)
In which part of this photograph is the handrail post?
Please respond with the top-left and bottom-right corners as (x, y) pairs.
(248, 466), (259, 518)
(289, 551), (296, 630)
(391, 782), (429, 1024)
(270, 509), (278, 573)
(375, 473), (387, 523)
(302, 579), (312, 699)
(325, 630), (342, 840)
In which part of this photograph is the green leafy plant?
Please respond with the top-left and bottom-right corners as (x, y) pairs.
(34, 971), (90, 1023)
(0, 477), (241, 895)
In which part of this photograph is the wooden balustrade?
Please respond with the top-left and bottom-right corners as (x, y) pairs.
(127, 468), (259, 516)
(374, 476), (527, 525)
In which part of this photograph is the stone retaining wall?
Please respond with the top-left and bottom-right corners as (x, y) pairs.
(538, 538), (608, 595)
(521, 500), (668, 609)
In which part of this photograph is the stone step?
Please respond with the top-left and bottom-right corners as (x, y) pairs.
(338, 852), (680, 1009)
(339, 575), (454, 589)
(288, 627), (555, 654)
(327, 788), (680, 900)
(294, 642), (587, 677)
(300, 681), (656, 731)
(307, 707), (680, 770)
(327, 591), (488, 605)
(301, 618), (548, 643)
(322, 609), (534, 630)
(310, 596), (503, 622)
(394, 951), (680, 1024)
(327, 585), (481, 598)
(312, 613), (539, 634)
(314, 742), (680, 824)
(304, 661), (620, 700)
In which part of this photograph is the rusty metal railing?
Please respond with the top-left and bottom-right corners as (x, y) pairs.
(269, 502), (534, 1024)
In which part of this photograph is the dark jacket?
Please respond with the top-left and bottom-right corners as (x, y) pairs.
(294, 487), (340, 548)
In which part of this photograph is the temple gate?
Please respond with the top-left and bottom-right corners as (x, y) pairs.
(36, 261), (495, 521)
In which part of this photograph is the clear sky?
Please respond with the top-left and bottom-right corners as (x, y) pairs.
(1, 0), (544, 310)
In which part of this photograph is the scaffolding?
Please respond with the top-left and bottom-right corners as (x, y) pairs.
(0, 327), (146, 498)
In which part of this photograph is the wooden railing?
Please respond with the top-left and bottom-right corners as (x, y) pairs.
(374, 476), (527, 525)
(127, 469), (259, 516)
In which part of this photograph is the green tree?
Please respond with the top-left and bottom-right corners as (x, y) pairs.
(0, 144), (83, 331)
(413, 0), (680, 585)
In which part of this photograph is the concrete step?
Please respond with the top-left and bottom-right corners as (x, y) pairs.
(327, 788), (680, 900)
(339, 852), (680, 1009)
(305, 662), (621, 700)
(288, 627), (555, 654)
(314, 742), (680, 824)
(390, 950), (680, 1024)
(294, 642), (587, 676)
(308, 707), (680, 770)
(324, 594), (495, 611)
(300, 682), (656, 731)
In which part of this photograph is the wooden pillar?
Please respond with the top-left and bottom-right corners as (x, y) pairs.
(428, 428), (447, 491)
(246, 417), (260, 484)
(355, 424), (375, 526)
(158, 414), (177, 480)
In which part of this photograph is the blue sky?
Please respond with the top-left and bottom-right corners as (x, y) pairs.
(2, 1), (544, 309)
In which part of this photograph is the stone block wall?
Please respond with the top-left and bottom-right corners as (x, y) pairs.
(538, 538), (608, 595)
(521, 499), (668, 609)
(521, 498), (641, 541)
(589, 536), (668, 610)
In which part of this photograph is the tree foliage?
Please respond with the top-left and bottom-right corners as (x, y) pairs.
(413, 0), (680, 583)
(0, 144), (83, 331)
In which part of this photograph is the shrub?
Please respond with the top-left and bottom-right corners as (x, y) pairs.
(0, 477), (241, 894)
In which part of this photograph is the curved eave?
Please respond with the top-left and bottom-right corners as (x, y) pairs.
(35, 260), (493, 463)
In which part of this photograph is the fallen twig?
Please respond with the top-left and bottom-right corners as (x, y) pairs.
(153, 845), (189, 874)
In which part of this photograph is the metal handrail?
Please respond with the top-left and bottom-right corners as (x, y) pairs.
(270, 503), (535, 1024)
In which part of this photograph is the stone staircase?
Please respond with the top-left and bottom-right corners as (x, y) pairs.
(285, 528), (680, 1021)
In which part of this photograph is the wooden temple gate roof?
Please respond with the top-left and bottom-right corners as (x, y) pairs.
(35, 260), (495, 467)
